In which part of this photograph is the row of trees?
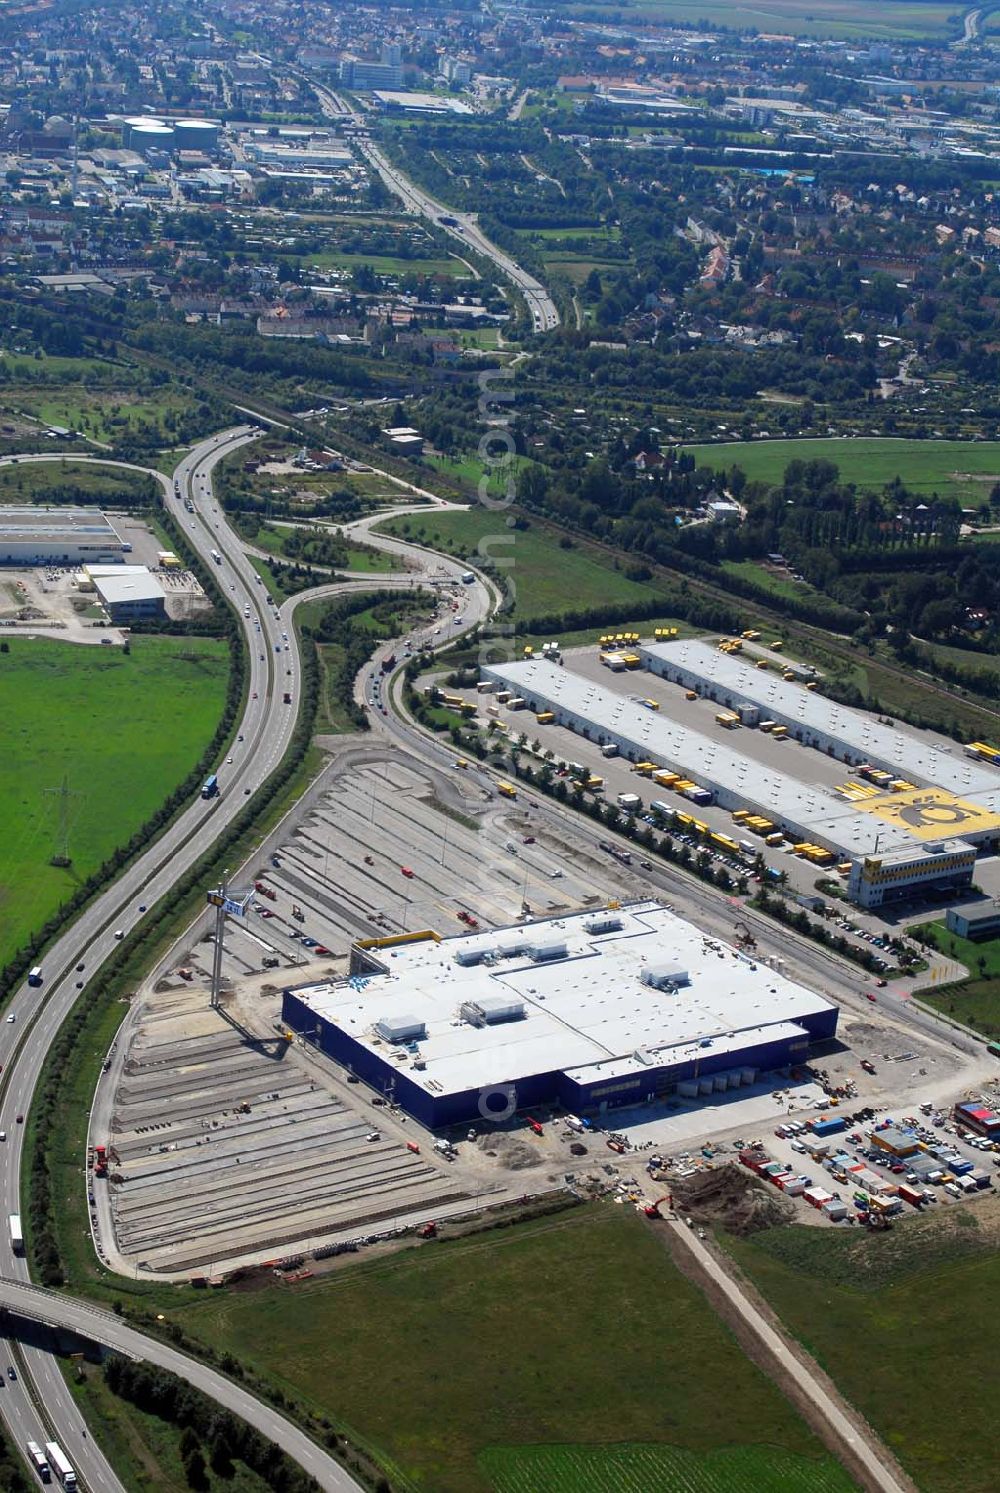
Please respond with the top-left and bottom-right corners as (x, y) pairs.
(104, 1356), (324, 1493)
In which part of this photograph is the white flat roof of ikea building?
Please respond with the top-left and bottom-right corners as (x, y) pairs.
(484, 657), (953, 859)
(642, 638), (999, 798)
(287, 902), (836, 1100)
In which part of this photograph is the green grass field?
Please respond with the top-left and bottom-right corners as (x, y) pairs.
(178, 1207), (849, 1493)
(378, 507), (664, 622)
(921, 976), (1000, 1037)
(0, 636), (228, 967)
(688, 438), (1000, 506)
(722, 1214), (1000, 1493)
(480, 1442), (856, 1493)
(720, 559), (814, 602)
(629, 0), (958, 38)
(3, 386), (199, 448)
(308, 251), (472, 278)
(909, 922), (1000, 1035)
(249, 521), (400, 573)
(0, 459), (155, 504)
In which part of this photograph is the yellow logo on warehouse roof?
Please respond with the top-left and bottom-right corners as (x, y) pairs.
(858, 787), (1000, 841)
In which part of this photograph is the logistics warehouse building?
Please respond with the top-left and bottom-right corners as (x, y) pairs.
(642, 638), (1000, 801)
(482, 657), (985, 908)
(281, 901), (838, 1128)
(0, 506), (130, 566)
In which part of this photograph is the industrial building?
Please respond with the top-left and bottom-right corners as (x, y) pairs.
(84, 564), (165, 621)
(642, 638), (999, 801)
(281, 901), (839, 1128)
(482, 657), (982, 909)
(945, 901), (1000, 942)
(0, 507), (129, 566)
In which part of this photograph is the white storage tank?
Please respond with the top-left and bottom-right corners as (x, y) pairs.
(698, 1078), (714, 1096)
(740, 1067), (757, 1086)
(712, 1074), (728, 1093)
(677, 1079), (699, 1099)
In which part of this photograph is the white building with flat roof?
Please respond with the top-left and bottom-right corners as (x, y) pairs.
(0, 507), (128, 565)
(642, 638), (999, 798)
(482, 657), (985, 908)
(281, 901), (838, 1126)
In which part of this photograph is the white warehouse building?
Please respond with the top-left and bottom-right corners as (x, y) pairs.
(482, 657), (986, 909)
(0, 507), (130, 566)
(641, 639), (1000, 799)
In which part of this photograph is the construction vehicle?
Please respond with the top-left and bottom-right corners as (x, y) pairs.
(526, 1117), (544, 1136)
(417, 1221), (437, 1239)
(643, 1195), (672, 1219)
(734, 920), (756, 950)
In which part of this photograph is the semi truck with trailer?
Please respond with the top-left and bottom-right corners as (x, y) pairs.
(44, 1442), (77, 1490)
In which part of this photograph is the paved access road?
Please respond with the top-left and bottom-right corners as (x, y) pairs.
(313, 83), (560, 334)
(0, 430), (363, 1493)
(0, 1278), (360, 1493)
(667, 1220), (911, 1493)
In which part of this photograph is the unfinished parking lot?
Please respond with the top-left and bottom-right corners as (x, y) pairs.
(103, 988), (475, 1275)
(100, 750), (632, 1274)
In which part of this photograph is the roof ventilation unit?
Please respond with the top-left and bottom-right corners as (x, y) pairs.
(584, 913), (623, 935)
(460, 995), (526, 1027)
(527, 938), (567, 963)
(641, 962), (689, 990)
(375, 1014), (427, 1044)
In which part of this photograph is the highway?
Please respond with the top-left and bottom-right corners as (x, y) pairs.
(0, 1279), (360, 1493)
(0, 430), (363, 1492)
(313, 82), (560, 334)
(0, 427), (982, 1489)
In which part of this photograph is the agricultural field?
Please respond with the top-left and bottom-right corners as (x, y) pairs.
(688, 437), (1000, 506)
(480, 1442), (856, 1493)
(0, 636), (229, 968)
(179, 1206), (850, 1493)
(377, 507), (665, 622)
(628, 0), (959, 38)
(723, 1208), (1000, 1493)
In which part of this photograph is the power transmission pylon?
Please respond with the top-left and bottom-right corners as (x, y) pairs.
(45, 775), (80, 867)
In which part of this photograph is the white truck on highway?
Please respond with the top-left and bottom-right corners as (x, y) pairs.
(44, 1441), (76, 1490)
(9, 1213), (23, 1254)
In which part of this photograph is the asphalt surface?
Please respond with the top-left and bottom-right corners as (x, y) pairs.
(313, 83), (560, 334)
(0, 430), (363, 1492)
(0, 1279), (360, 1493)
(0, 430), (979, 1490)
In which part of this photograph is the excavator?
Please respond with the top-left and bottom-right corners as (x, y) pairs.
(734, 920), (756, 950)
(643, 1195), (673, 1219)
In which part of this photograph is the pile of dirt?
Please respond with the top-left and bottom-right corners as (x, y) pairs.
(476, 1133), (542, 1171)
(670, 1163), (793, 1236)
